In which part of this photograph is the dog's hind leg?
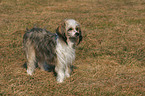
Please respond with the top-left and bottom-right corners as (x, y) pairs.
(26, 46), (36, 75)
(38, 60), (49, 71)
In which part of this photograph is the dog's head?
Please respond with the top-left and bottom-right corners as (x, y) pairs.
(56, 19), (82, 45)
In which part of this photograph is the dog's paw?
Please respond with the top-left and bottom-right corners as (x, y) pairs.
(27, 69), (33, 75)
(56, 77), (64, 83)
(65, 73), (70, 78)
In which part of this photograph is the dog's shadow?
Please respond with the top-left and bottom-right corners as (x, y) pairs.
(23, 62), (77, 77)
(23, 62), (27, 69)
(23, 62), (56, 76)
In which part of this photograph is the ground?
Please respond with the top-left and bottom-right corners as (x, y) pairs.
(0, 0), (145, 95)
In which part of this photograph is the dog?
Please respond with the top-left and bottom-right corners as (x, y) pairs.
(23, 19), (82, 83)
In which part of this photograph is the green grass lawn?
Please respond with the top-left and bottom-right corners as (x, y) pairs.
(0, 0), (145, 95)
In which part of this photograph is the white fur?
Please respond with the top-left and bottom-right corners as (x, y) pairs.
(55, 38), (75, 83)
(66, 19), (79, 29)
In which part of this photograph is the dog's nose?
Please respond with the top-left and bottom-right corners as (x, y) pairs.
(75, 32), (79, 36)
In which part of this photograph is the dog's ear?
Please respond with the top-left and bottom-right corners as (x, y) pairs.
(56, 21), (67, 44)
(77, 27), (83, 45)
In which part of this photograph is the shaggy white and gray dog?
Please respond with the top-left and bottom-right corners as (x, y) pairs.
(23, 19), (82, 83)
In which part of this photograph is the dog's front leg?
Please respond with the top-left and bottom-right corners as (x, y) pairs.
(65, 65), (72, 78)
(55, 65), (65, 83)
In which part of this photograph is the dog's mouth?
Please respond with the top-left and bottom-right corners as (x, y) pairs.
(69, 37), (78, 42)
(69, 37), (77, 39)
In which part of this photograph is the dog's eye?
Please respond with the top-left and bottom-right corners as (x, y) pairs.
(76, 27), (79, 31)
(68, 28), (73, 31)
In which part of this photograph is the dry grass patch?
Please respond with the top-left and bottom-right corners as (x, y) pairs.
(0, 0), (145, 95)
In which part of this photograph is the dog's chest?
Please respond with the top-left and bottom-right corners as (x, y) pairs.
(56, 40), (75, 65)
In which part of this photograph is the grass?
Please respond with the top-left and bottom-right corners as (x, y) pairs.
(0, 0), (145, 95)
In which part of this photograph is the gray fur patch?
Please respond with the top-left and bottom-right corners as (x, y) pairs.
(23, 27), (57, 65)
